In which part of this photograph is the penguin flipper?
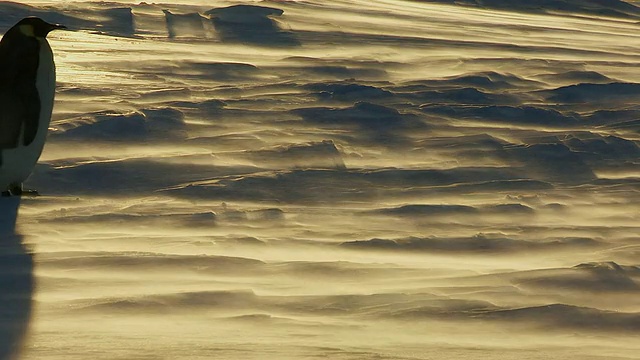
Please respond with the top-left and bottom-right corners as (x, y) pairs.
(0, 92), (25, 149)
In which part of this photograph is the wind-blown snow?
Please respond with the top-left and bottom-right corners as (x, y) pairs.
(1, 0), (640, 359)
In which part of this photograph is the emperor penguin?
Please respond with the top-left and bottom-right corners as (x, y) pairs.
(0, 17), (66, 196)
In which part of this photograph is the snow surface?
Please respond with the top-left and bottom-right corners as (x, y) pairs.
(1, 0), (640, 359)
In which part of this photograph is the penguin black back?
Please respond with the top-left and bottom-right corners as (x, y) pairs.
(0, 17), (65, 150)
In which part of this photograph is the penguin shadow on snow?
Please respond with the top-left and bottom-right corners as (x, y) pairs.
(0, 197), (34, 360)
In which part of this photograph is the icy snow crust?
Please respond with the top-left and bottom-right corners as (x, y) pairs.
(1, 0), (640, 359)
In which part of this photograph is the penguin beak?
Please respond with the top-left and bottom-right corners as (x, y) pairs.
(51, 23), (67, 31)
(44, 22), (67, 34)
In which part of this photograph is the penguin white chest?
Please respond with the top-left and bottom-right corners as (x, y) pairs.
(0, 38), (56, 190)
(35, 38), (57, 141)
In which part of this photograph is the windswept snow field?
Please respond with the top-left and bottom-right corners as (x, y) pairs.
(1, 0), (640, 359)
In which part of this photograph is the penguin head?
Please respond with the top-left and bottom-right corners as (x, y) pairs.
(16, 17), (67, 38)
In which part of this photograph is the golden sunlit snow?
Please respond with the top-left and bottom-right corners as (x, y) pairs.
(1, 1), (640, 359)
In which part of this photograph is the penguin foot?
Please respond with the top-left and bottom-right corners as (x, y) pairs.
(5, 184), (39, 197)
(20, 189), (40, 197)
